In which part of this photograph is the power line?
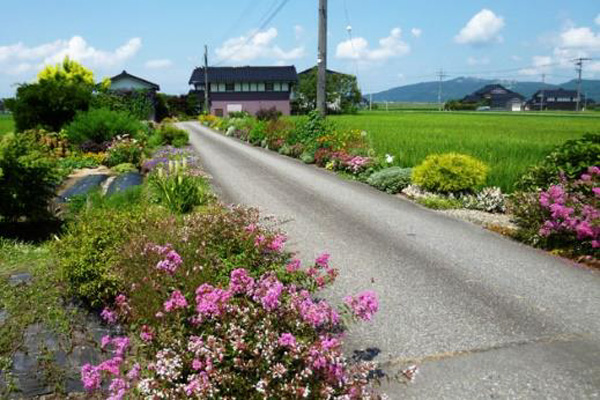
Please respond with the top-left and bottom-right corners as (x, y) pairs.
(437, 69), (449, 111)
(573, 57), (592, 112)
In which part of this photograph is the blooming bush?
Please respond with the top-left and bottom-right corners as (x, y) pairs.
(461, 187), (506, 213)
(199, 114), (222, 129)
(80, 207), (387, 398)
(105, 136), (144, 167)
(412, 153), (489, 194)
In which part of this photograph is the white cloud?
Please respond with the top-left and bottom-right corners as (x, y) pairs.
(216, 28), (305, 63)
(518, 56), (553, 76)
(145, 59), (173, 69)
(511, 55), (522, 61)
(294, 25), (305, 41)
(559, 26), (600, 51)
(466, 56), (490, 66)
(0, 36), (142, 76)
(411, 28), (422, 38)
(336, 28), (410, 62)
(455, 9), (505, 45)
(595, 14), (600, 26)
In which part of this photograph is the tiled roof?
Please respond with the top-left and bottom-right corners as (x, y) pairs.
(189, 66), (298, 84)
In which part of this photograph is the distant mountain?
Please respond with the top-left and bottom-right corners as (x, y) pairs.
(371, 77), (600, 103)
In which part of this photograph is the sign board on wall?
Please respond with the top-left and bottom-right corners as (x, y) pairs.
(227, 104), (243, 113)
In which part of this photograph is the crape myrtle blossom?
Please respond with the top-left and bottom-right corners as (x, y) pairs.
(344, 290), (379, 321)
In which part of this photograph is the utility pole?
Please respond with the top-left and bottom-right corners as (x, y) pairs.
(204, 45), (210, 114)
(539, 73), (546, 112)
(574, 57), (591, 112)
(437, 69), (448, 112)
(317, 0), (328, 117)
(369, 93), (372, 111)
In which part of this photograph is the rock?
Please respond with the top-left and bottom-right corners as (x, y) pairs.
(106, 172), (144, 196)
(8, 273), (32, 286)
(57, 175), (109, 203)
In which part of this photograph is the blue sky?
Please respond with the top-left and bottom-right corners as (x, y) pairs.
(1, 0), (599, 97)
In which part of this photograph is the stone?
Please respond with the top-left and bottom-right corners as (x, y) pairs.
(57, 174), (109, 203)
(106, 172), (143, 196)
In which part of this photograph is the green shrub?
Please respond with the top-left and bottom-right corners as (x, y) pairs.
(367, 167), (412, 194)
(111, 163), (138, 174)
(148, 160), (211, 213)
(0, 133), (61, 222)
(64, 108), (145, 145)
(105, 138), (143, 167)
(416, 196), (463, 210)
(412, 153), (488, 194)
(156, 124), (189, 147)
(56, 194), (156, 307)
(255, 107), (282, 121)
(288, 111), (334, 147)
(516, 133), (600, 191)
(248, 120), (268, 145)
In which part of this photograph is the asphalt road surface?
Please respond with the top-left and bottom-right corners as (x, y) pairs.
(180, 122), (600, 400)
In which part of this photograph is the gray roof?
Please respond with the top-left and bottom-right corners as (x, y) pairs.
(110, 70), (160, 91)
(189, 66), (298, 85)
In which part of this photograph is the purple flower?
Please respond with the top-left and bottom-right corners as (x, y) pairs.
(126, 363), (141, 381)
(81, 364), (101, 391)
(267, 234), (287, 252)
(254, 274), (284, 311)
(156, 249), (183, 275)
(344, 291), (379, 322)
(315, 252), (330, 268)
(164, 290), (189, 312)
(286, 258), (301, 273)
(278, 333), (297, 348)
(229, 268), (255, 294)
(140, 325), (154, 342)
(100, 308), (117, 324)
(195, 284), (231, 319)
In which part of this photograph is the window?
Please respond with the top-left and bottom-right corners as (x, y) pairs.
(265, 83), (274, 92)
(225, 83), (235, 92)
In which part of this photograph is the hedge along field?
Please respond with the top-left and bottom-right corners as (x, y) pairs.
(0, 114), (14, 136)
(330, 111), (600, 192)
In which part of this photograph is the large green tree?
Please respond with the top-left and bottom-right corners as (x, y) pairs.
(293, 67), (362, 115)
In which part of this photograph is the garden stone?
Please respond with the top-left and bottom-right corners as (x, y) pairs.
(8, 273), (32, 286)
(106, 172), (143, 196)
(0, 309), (7, 325)
(57, 174), (109, 203)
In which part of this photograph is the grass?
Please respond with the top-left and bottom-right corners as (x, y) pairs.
(331, 111), (600, 192)
(0, 114), (14, 136)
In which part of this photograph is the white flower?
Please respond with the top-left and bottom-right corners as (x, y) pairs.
(385, 154), (394, 164)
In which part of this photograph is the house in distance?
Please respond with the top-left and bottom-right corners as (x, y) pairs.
(525, 88), (592, 111)
(109, 70), (161, 120)
(189, 66), (298, 117)
(462, 84), (526, 111)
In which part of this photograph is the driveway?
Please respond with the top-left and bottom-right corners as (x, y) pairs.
(179, 122), (600, 399)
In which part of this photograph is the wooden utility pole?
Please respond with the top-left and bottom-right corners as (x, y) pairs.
(574, 57), (591, 112)
(317, 0), (328, 116)
(204, 45), (210, 114)
(540, 73), (546, 111)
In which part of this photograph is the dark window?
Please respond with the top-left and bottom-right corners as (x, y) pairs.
(225, 83), (235, 92)
(265, 83), (274, 92)
(215, 109), (224, 117)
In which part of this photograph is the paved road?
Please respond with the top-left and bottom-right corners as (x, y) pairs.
(180, 122), (600, 399)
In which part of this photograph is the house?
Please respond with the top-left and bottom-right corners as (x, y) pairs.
(109, 70), (160, 120)
(188, 66), (298, 117)
(462, 84), (525, 111)
(526, 88), (590, 111)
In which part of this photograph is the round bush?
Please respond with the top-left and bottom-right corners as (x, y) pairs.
(64, 108), (145, 145)
(412, 153), (488, 194)
(367, 167), (412, 194)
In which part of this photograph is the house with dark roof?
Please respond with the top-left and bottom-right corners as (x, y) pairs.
(188, 66), (298, 117)
(525, 88), (591, 111)
(109, 71), (161, 120)
(462, 84), (525, 111)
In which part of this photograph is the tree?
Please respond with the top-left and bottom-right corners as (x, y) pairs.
(293, 67), (362, 115)
(11, 57), (95, 131)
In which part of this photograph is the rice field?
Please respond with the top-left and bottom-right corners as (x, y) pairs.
(0, 114), (14, 136)
(331, 111), (600, 192)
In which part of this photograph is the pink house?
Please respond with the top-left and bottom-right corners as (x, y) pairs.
(188, 66), (298, 117)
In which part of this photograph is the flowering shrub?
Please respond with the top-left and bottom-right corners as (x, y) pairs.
(81, 209), (388, 398)
(142, 146), (200, 173)
(199, 114), (222, 129)
(461, 187), (506, 213)
(105, 136), (144, 167)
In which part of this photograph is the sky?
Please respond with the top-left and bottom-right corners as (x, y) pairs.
(0, 0), (599, 97)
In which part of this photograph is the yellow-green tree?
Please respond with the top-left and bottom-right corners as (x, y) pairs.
(37, 57), (95, 86)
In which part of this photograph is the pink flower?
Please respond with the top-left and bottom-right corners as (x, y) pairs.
(267, 234), (287, 252)
(254, 235), (266, 247)
(229, 268), (255, 294)
(315, 252), (330, 268)
(192, 359), (203, 370)
(96, 356), (123, 376)
(111, 337), (130, 357)
(126, 363), (141, 381)
(245, 223), (257, 233)
(254, 274), (284, 311)
(278, 333), (297, 348)
(344, 291), (379, 321)
(108, 378), (127, 400)
(286, 259), (301, 273)
(140, 325), (154, 342)
(101, 335), (111, 349)
(81, 364), (101, 391)
(100, 308), (117, 324)
(164, 290), (189, 312)
(156, 249), (183, 274)
(195, 284), (231, 319)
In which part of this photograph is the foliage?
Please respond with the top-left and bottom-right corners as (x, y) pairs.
(367, 167), (412, 194)
(154, 124), (189, 148)
(517, 133), (600, 191)
(112, 163), (138, 174)
(0, 133), (61, 222)
(415, 195), (463, 210)
(161, 93), (200, 119)
(154, 93), (170, 122)
(248, 120), (268, 145)
(199, 114), (222, 129)
(255, 107), (282, 121)
(0, 114), (14, 136)
(65, 108), (145, 145)
(56, 194), (157, 308)
(56, 152), (103, 177)
(37, 57), (96, 86)
(461, 187), (506, 213)
(105, 137), (144, 167)
(443, 100), (479, 111)
(412, 153), (489, 194)
(288, 110), (335, 147)
(330, 112), (599, 192)
(148, 160), (211, 214)
(11, 79), (93, 132)
(293, 67), (362, 114)
(91, 90), (154, 121)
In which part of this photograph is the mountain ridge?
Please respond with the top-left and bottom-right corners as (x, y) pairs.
(370, 77), (600, 103)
